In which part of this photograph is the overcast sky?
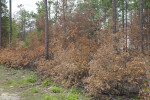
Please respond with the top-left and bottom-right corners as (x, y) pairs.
(7, 0), (41, 16)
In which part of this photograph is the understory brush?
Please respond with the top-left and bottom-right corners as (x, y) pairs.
(0, 30), (149, 99)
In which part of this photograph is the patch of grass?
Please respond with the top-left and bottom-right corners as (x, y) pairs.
(20, 42), (27, 47)
(30, 88), (39, 94)
(52, 82), (59, 87)
(142, 88), (148, 92)
(15, 74), (37, 87)
(1, 79), (16, 91)
(130, 68), (134, 71)
(41, 79), (51, 87)
(70, 86), (78, 94)
(21, 87), (40, 100)
(42, 94), (58, 100)
(5, 79), (14, 85)
(25, 74), (36, 83)
(66, 86), (83, 100)
(67, 93), (80, 100)
(59, 93), (66, 100)
(51, 86), (63, 93)
(123, 86), (127, 89)
(16, 78), (29, 86)
(67, 92), (82, 100)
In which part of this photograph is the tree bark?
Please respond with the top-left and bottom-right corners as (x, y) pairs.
(121, 0), (125, 51)
(0, 0), (2, 48)
(125, 0), (128, 52)
(44, 0), (49, 60)
(140, 0), (144, 53)
(112, 0), (116, 34)
(9, 0), (12, 47)
(112, 0), (118, 52)
(122, 0), (124, 30)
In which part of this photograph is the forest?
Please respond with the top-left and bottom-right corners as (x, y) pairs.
(0, 0), (150, 100)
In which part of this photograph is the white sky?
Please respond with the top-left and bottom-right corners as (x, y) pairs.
(7, 0), (41, 16)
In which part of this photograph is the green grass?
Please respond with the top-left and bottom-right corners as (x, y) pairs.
(51, 86), (63, 93)
(20, 42), (27, 47)
(66, 86), (84, 100)
(21, 88), (39, 97)
(4, 79), (14, 85)
(42, 94), (58, 100)
(25, 73), (36, 83)
(41, 78), (51, 87)
(16, 73), (36, 86)
(30, 88), (39, 94)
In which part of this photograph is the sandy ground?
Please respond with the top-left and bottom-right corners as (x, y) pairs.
(0, 90), (20, 100)
(0, 65), (34, 100)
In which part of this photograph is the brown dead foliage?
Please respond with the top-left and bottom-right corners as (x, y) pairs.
(0, 46), (44, 68)
(0, 31), (149, 99)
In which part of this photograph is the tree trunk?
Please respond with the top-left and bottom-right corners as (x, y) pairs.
(112, 0), (118, 52)
(122, 0), (124, 31)
(9, 0), (12, 47)
(140, 0), (144, 53)
(44, 0), (49, 60)
(125, 0), (128, 52)
(112, 0), (116, 34)
(121, 0), (125, 51)
(0, 0), (1, 48)
(22, 17), (25, 41)
(23, 24), (25, 41)
(21, 16), (24, 41)
(148, 26), (150, 54)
